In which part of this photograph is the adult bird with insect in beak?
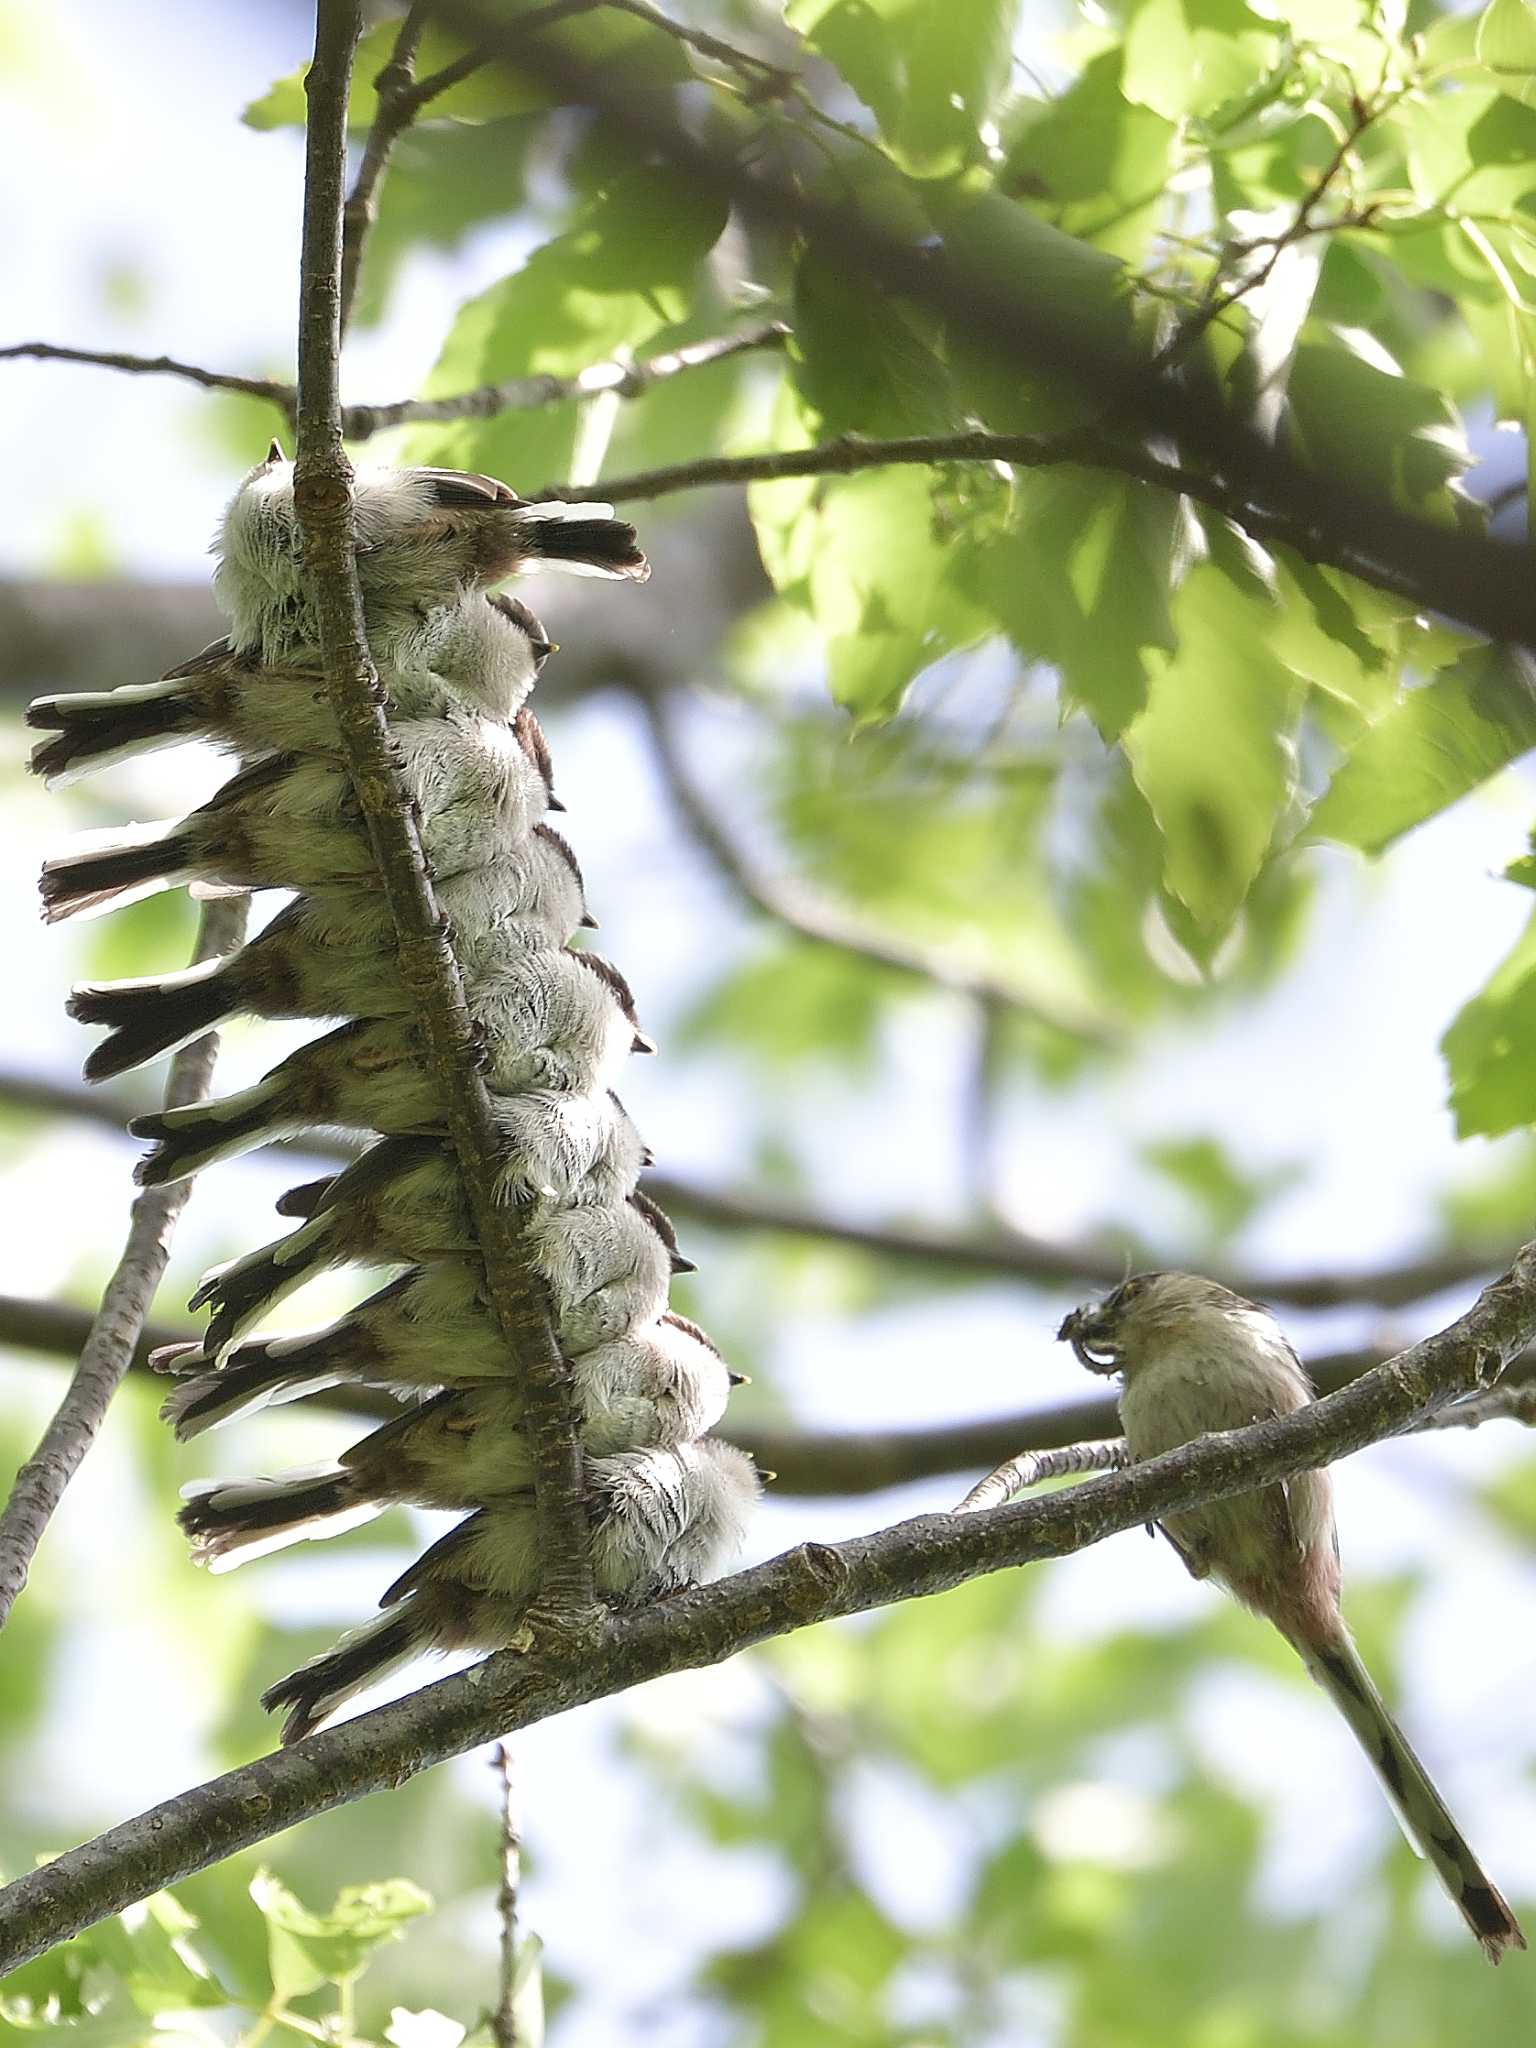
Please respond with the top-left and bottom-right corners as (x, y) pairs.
(1059, 1270), (1525, 1965)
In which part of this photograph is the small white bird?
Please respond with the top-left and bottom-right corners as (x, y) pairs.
(24, 588), (554, 786)
(129, 947), (651, 1185)
(215, 446), (648, 665)
(67, 824), (594, 1081)
(260, 1438), (761, 1743)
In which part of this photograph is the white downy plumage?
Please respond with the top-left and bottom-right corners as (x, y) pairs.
(38, 455), (754, 1744)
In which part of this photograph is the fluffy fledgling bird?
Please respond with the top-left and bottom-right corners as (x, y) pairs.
(157, 1262), (737, 1446)
(260, 1438), (761, 1742)
(191, 1095), (649, 1356)
(129, 948), (651, 1184)
(216, 447), (647, 665)
(1058, 1270), (1525, 1965)
(39, 704), (555, 923)
(67, 824), (593, 1081)
(25, 589), (554, 786)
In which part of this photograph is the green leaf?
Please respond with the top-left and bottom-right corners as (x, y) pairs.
(934, 189), (1138, 434)
(1141, 1134), (1301, 1240)
(790, 248), (955, 436)
(1001, 52), (1178, 263)
(1479, 0), (1536, 102)
(88, 1894), (228, 2015)
(1286, 335), (1475, 515)
(1121, 0), (1280, 122)
(251, 1871), (433, 2001)
(245, 9), (687, 130)
(1310, 645), (1536, 854)
(974, 467), (1188, 736)
(398, 164), (727, 488)
(1402, 86), (1536, 216)
(786, 0), (1013, 173)
(750, 459), (993, 721)
(675, 938), (898, 1070)
(1442, 906), (1536, 1137)
(1121, 565), (1304, 939)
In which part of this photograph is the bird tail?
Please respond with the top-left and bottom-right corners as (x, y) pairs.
(190, 1221), (332, 1358)
(131, 1076), (289, 1187)
(68, 959), (238, 1082)
(261, 1604), (426, 1744)
(1305, 1637), (1525, 1963)
(40, 820), (191, 923)
(177, 1468), (381, 1572)
(513, 502), (649, 582)
(159, 1334), (352, 1439)
(26, 680), (202, 786)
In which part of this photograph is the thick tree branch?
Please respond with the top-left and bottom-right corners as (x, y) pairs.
(295, 0), (593, 1614)
(630, 686), (1117, 1044)
(0, 897), (247, 1630)
(0, 1068), (1513, 1314)
(3, 1241), (1533, 1971)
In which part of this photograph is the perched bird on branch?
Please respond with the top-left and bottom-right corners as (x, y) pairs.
(1059, 1270), (1525, 1965)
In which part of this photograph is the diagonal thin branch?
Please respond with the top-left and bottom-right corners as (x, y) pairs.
(297, 0), (594, 1614)
(630, 686), (1118, 1045)
(3, 1240), (1533, 1971)
(0, 1067), (1515, 1313)
(0, 896), (248, 1630)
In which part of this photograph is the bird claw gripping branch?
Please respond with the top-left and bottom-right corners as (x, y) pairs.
(33, 450), (759, 1743)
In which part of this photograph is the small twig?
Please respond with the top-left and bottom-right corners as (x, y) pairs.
(631, 688), (1117, 1044)
(0, 896), (248, 1630)
(1157, 87), (1400, 374)
(953, 1439), (1129, 1515)
(338, 320), (789, 439)
(298, 0), (595, 1616)
(491, 1743), (526, 2048)
(5, 1241), (1536, 1970)
(0, 342), (292, 415)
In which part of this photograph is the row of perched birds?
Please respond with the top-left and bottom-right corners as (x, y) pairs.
(29, 445), (759, 1743)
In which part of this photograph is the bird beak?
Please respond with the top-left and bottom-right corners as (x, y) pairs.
(1057, 1304), (1121, 1375)
(266, 437), (286, 464)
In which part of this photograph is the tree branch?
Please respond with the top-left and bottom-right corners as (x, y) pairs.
(295, 0), (593, 1613)
(0, 1068), (1514, 1314)
(337, 319), (789, 439)
(3, 1241), (1533, 1971)
(490, 1742), (528, 2048)
(0, 897), (248, 1630)
(629, 685), (1118, 1044)
(0, 342), (291, 412)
